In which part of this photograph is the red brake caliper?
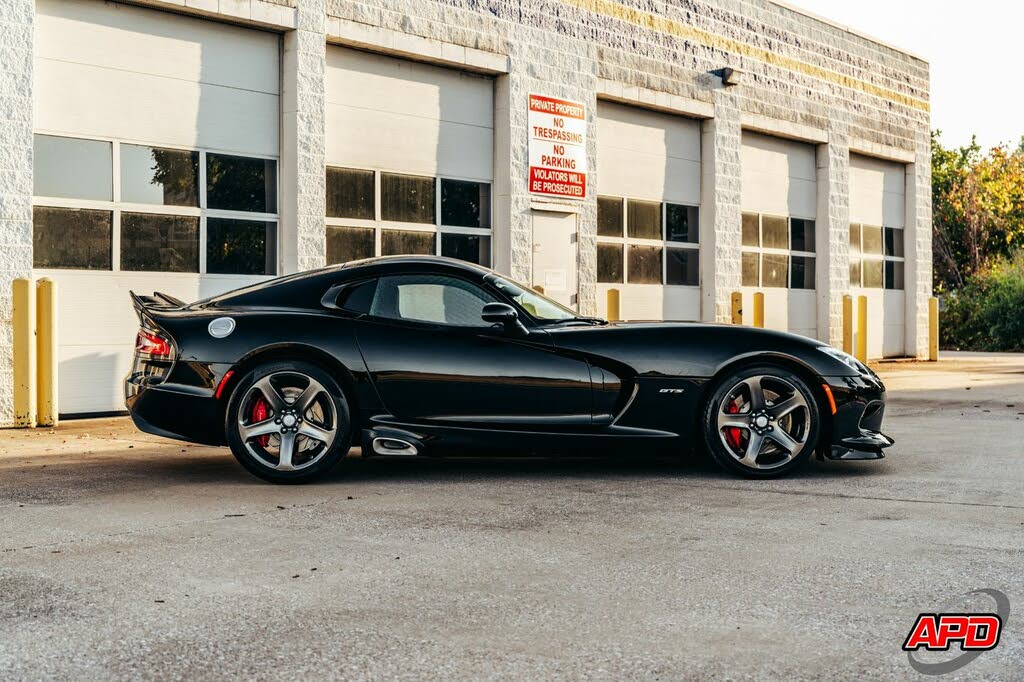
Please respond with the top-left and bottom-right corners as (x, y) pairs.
(251, 397), (270, 447)
(724, 398), (743, 450)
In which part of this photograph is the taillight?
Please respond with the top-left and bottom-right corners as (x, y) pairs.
(135, 328), (172, 357)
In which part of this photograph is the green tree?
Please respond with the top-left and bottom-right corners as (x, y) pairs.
(932, 132), (1024, 291)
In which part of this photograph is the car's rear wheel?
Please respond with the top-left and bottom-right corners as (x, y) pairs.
(701, 365), (820, 478)
(225, 361), (351, 484)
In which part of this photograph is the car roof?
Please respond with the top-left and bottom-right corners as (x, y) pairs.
(339, 255), (493, 278)
(192, 256), (495, 309)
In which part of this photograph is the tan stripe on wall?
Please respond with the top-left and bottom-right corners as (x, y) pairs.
(560, 0), (930, 113)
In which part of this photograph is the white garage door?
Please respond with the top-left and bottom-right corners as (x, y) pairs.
(740, 132), (817, 339)
(33, 0), (281, 414)
(323, 48), (494, 269)
(850, 155), (906, 358)
(595, 102), (701, 321)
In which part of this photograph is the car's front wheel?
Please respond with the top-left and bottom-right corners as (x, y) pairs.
(225, 361), (352, 484)
(701, 365), (820, 478)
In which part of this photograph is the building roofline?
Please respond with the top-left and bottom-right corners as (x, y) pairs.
(769, 0), (929, 64)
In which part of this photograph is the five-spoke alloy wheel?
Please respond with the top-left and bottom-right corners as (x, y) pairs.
(702, 365), (820, 478)
(226, 361), (351, 483)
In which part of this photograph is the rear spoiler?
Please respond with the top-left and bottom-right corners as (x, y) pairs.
(130, 290), (186, 325)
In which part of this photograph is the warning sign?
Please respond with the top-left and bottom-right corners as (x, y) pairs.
(528, 94), (587, 199)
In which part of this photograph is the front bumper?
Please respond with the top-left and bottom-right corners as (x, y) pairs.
(821, 373), (894, 461)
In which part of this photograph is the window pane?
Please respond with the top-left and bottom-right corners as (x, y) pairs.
(382, 229), (435, 256)
(762, 215), (788, 250)
(206, 218), (276, 275)
(326, 168), (374, 220)
(370, 274), (496, 327)
(597, 197), (624, 237)
(441, 233), (491, 266)
(863, 259), (883, 288)
(338, 279), (377, 315)
(32, 207), (111, 270)
(790, 218), (815, 253)
(885, 227), (905, 257)
(382, 173), (435, 223)
(326, 226), (375, 265)
(627, 200), (661, 240)
(627, 245), (662, 284)
(121, 213), (199, 272)
(742, 213), (760, 247)
(666, 248), (699, 286)
(121, 145), (199, 207)
(666, 204), (699, 243)
(597, 243), (623, 283)
(742, 252), (759, 286)
(850, 259), (861, 287)
(206, 154), (277, 213)
(33, 135), (112, 201)
(862, 225), (883, 255)
(441, 180), (490, 229)
(850, 224), (861, 254)
(885, 260), (905, 290)
(762, 253), (788, 288)
(790, 256), (815, 290)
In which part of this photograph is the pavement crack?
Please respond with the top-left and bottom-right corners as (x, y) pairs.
(673, 483), (1024, 511)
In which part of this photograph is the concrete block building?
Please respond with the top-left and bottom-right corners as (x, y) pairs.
(0, 0), (931, 422)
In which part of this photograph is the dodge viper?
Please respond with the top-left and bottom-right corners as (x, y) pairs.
(125, 255), (893, 483)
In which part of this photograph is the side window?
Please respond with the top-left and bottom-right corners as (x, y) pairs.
(336, 279), (377, 314)
(369, 274), (497, 327)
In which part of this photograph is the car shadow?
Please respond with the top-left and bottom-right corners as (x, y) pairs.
(1, 446), (893, 504)
(321, 452), (892, 485)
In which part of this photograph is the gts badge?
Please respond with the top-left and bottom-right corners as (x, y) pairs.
(659, 388), (686, 394)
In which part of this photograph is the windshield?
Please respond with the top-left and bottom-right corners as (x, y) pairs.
(487, 275), (579, 322)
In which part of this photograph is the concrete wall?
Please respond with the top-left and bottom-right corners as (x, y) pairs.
(0, 0), (932, 425)
(0, 0), (35, 425)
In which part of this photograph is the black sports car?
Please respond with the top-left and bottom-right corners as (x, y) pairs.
(125, 255), (893, 483)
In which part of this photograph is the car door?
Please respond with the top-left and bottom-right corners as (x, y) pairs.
(350, 273), (593, 426)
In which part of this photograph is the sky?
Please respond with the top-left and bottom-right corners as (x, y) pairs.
(788, 0), (1023, 151)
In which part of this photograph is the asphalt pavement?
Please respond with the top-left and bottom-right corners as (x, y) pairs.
(1, 353), (1022, 680)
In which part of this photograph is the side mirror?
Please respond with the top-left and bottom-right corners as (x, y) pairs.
(482, 302), (526, 335)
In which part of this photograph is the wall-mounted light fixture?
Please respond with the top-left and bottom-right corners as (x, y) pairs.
(720, 67), (744, 86)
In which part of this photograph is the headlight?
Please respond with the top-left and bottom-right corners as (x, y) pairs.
(817, 346), (869, 374)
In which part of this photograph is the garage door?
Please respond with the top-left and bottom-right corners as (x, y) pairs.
(595, 102), (701, 321)
(850, 155), (906, 358)
(33, 0), (281, 414)
(324, 48), (494, 269)
(740, 132), (817, 339)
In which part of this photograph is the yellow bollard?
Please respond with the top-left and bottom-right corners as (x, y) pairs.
(731, 292), (742, 325)
(753, 292), (765, 329)
(12, 277), (37, 428)
(606, 288), (620, 322)
(36, 278), (58, 427)
(856, 295), (868, 364)
(842, 295), (854, 355)
(929, 296), (939, 362)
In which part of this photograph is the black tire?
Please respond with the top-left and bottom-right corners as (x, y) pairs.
(225, 360), (352, 484)
(700, 364), (821, 479)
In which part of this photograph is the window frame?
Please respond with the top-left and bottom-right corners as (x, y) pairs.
(31, 132), (280, 275)
(596, 195), (700, 287)
(740, 212), (817, 290)
(849, 222), (905, 290)
(325, 166), (493, 266)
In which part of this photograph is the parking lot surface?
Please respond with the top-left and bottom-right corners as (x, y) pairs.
(1, 353), (1022, 680)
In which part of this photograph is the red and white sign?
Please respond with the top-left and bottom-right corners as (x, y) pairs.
(528, 94), (587, 199)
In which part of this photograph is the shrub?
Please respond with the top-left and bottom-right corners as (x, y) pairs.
(941, 251), (1024, 351)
